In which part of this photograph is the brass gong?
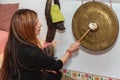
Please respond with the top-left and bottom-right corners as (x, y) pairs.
(72, 1), (119, 51)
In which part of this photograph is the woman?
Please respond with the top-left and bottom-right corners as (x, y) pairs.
(0, 9), (80, 80)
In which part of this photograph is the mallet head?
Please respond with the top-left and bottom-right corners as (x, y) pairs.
(88, 22), (97, 30)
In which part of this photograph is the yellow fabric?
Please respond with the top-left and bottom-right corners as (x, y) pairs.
(50, 4), (64, 23)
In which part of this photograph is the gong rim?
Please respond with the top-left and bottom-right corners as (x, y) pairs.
(72, 1), (119, 51)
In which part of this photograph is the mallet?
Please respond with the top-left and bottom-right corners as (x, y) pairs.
(78, 22), (98, 42)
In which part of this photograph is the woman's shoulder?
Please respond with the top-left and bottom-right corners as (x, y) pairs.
(18, 44), (43, 54)
(19, 44), (39, 49)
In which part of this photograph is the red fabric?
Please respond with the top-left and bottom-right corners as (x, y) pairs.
(0, 30), (8, 54)
(0, 3), (19, 31)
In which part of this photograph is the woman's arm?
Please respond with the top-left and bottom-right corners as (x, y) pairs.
(18, 45), (63, 71)
(60, 41), (80, 65)
(18, 41), (80, 71)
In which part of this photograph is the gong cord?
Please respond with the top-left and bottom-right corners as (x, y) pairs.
(81, 0), (112, 8)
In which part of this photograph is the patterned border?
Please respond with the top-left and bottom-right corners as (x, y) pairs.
(62, 69), (120, 80)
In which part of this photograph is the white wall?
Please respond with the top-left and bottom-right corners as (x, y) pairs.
(1, 0), (120, 79)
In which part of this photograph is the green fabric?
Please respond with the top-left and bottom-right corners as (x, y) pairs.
(50, 4), (64, 23)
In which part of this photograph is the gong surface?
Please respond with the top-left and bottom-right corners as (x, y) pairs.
(72, 1), (119, 51)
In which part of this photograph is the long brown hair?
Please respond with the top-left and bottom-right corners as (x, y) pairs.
(0, 9), (41, 80)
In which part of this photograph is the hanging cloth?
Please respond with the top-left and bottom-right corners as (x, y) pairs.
(50, 4), (64, 23)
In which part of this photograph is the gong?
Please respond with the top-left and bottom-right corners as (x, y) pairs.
(72, 1), (119, 51)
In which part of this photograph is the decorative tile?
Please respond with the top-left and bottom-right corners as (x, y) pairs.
(62, 69), (120, 80)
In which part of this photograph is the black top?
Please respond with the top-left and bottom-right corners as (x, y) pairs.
(13, 44), (63, 80)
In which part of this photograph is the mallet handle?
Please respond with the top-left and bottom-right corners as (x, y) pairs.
(78, 28), (91, 42)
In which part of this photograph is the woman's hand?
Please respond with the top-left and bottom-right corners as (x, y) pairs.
(68, 41), (80, 53)
(60, 41), (80, 65)
(47, 70), (57, 74)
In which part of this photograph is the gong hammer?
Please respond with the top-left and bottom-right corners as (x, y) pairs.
(78, 22), (98, 42)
